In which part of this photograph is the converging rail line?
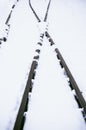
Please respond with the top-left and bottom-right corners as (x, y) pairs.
(2, 0), (85, 129)
(29, 0), (86, 119)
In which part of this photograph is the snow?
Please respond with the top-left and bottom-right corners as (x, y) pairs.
(23, 35), (86, 130)
(0, 0), (39, 129)
(0, 0), (86, 130)
(48, 0), (86, 98)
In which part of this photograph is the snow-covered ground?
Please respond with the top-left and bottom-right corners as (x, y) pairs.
(48, 0), (86, 99)
(23, 34), (86, 130)
(0, 0), (86, 130)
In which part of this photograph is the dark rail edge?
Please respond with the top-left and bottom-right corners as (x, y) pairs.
(55, 48), (86, 112)
(13, 60), (38, 130)
(45, 31), (86, 118)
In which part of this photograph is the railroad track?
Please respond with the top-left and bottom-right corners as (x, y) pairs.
(2, 0), (85, 129)
(0, 0), (20, 45)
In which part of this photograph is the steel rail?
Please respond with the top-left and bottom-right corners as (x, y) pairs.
(13, 33), (45, 130)
(45, 31), (86, 119)
(0, 0), (20, 44)
(44, 0), (51, 22)
(5, 0), (20, 25)
(29, 0), (51, 22)
(29, 0), (41, 22)
(55, 48), (86, 116)
(13, 61), (38, 130)
(5, 10), (12, 25)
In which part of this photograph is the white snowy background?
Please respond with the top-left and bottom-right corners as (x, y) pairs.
(0, 0), (86, 130)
